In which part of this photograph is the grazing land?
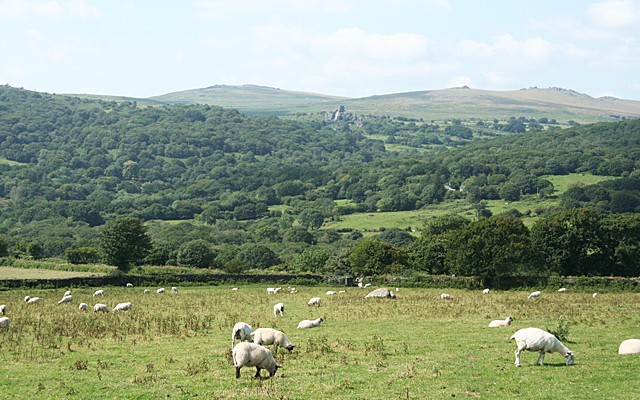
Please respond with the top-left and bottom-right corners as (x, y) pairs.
(0, 286), (638, 399)
(0, 267), (101, 280)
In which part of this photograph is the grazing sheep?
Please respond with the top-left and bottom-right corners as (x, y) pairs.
(527, 291), (542, 300)
(156, 288), (165, 294)
(0, 304), (5, 315)
(326, 291), (337, 295)
(363, 283), (372, 288)
(24, 296), (40, 304)
(0, 317), (9, 330)
(483, 288), (490, 294)
(592, 292), (598, 298)
(251, 328), (295, 352)
(267, 287), (282, 294)
(232, 342), (280, 379)
(113, 302), (132, 312)
(273, 302), (284, 317)
(143, 289), (150, 294)
(93, 303), (109, 312)
(307, 297), (321, 307)
(171, 286), (178, 293)
(232, 287), (239, 291)
(558, 288), (567, 292)
(297, 317), (324, 329)
(93, 289), (105, 297)
(339, 290), (346, 294)
(78, 303), (88, 311)
(57, 295), (73, 305)
(64, 290), (71, 297)
(618, 339), (640, 355)
(126, 283), (134, 288)
(510, 327), (574, 367)
(488, 316), (513, 328)
(365, 288), (396, 299)
(440, 293), (451, 300)
(232, 322), (253, 348)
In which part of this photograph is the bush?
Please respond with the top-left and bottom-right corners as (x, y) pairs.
(65, 247), (101, 264)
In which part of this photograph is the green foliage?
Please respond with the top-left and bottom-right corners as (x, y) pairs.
(297, 208), (325, 230)
(546, 320), (571, 342)
(348, 237), (407, 276)
(0, 236), (8, 257)
(176, 240), (217, 268)
(289, 247), (332, 273)
(99, 217), (152, 271)
(65, 246), (101, 264)
(236, 244), (281, 270)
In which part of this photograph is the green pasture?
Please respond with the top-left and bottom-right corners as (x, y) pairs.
(0, 285), (638, 399)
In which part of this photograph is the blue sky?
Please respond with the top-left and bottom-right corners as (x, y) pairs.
(1, 0), (639, 100)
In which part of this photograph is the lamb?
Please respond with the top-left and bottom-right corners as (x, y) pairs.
(440, 293), (451, 300)
(78, 303), (88, 311)
(592, 292), (598, 298)
(251, 328), (295, 352)
(143, 289), (150, 294)
(557, 288), (567, 292)
(94, 303), (109, 312)
(0, 317), (9, 330)
(24, 296), (40, 304)
(510, 327), (574, 367)
(297, 317), (324, 329)
(488, 316), (513, 328)
(618, 339), (640, 355)
(267, 287), (282, 294)
(307, 297), (321, 306)
(126, 283), (134, 288)
(171, 286), (178, 293)
(113, 302), (132, 311)
(326, 291), (337, 295)
(232, 322), (253, 348)
(64, 290), (72, 297)
(232, 342), (280, 379)
(273, 302), (284, 317)
(93, 289), (105, 297)
(57, 295), (73, 305)
(156, 288), (165, 294)
(0, 304), (5, 315)
(527, 291), (542, 300)
(483, 288), (490, 294)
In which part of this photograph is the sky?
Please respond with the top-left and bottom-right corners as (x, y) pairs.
(1, 0), (639, 100)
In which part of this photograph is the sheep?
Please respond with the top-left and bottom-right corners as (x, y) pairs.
(64, 290), (71, 296)
(266, 287), (281, 294)
(231, 287), (239, 291)
(143, 289), (150, 294)
(297, 317), (324, 329)
(94, 303), (109, 312)
(592, 292), (598, 298)
(156, 288), (165, 294)
(232, 342), (280, 379)
(618, 339), (640, 355)
(0, 317), (9, 330)
(57, 295), (73, 305)
(557, 288), (567, 292)
(24, 296), (40, 304)
(488, 316), (513, 328)
(113, 302), (132, 312)
(250, 328), (295, 352)
(363, 283), (372, 288)
(93, 289), (105, 297)
(326, 291), (337, 296)
(483, 288), (490, 294)
(171, 286), (178, 293)
(126, 283), (134, 288)
(273, 302), (284, 317)
(527, 291), (542, 300)
(0, 304), (5, 315)
(510, 327), (574, 367)
(440, 293), (451, 300)
(307, 297), (321, 306)
(232, 322), (253, 348)
(78, 303), (88, 311)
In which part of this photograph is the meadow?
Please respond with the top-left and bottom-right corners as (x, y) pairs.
(1, 285), (639, 399)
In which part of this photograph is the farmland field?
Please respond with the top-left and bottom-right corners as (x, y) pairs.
(1, 285), (639, 399)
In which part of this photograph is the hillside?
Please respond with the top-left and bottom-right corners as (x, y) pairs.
(147, 84), (640, 124)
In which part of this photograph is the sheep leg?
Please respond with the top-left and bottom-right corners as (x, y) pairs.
(235, 367), (241, 379)
(536, 351), (545, 366)
(514, 345), (526, 367)
(254, 367), (262, 378)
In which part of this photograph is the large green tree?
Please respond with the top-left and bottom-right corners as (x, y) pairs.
(100, 217), (152, 271)
(348, 237), (407, 276)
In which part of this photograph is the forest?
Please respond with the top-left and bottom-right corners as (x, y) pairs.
(1, 85), (639, 281)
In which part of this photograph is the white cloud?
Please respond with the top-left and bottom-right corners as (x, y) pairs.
(588, 0), (638, 28)
(457, 34), (552, 65)
(0, 0), (101, 19)
(24, 28), (100, 62)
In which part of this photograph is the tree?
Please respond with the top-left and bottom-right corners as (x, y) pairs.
(0, 236), (8, 257)
(348, 237), (407, 276)
(237, 244), (281, 270)
(177, 239), (217, 268)
(377, 228), (416, 247)
(297, 208), (325, 230)
(65, 246), (101, 264)
(100, 217), (152, 271)
(601, 213), (640, 276)
(289, 248), (332, 273)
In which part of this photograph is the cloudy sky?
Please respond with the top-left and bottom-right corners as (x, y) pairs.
(1, 0), (639, 99)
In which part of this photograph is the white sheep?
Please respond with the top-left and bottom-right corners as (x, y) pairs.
(266, 287), (282, 294)
(0, 317), (9, 330)
(510, 327), (574, 367)
(64, 290), (72, 297)
(618, 339), (640, 355)
(156, 288), (165, 294)
(231, 322), (253, 348)
(307, 297), (321, 306)
(231, 287), (239, 291)
(326, 291), (337, 295)
(251, 328), (295, 352)
(93, 303), (109, 312)
(483, 288), (490, 294)
(57, 295), (73, 305)
(363, 283), (372, 288)
(171, 286), (178, 293)
(126, 283), (134, 288)
(440, 293), (451, 300)
(232, 342), (280, 379)
(557, 288), (567, 292)
(527, 291), (542, 300)
(113, 302), (132, 311)
(488, 316), (513, 328)
(25, 296), (40, 304)
(143, 289), (150, 294)
(78, 303), (88, 311)
(273, 302), (284, 317)
(297, 317), (324, 329)
(93, 289), (105, 297)
(592, 292), (598, 298)
(0, 304), (5, 315)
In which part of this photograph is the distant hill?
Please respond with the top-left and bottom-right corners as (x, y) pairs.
(145, 84), (640, 124)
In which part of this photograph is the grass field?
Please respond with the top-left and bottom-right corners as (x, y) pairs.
(1, 285), (639, 399)
(0, 267), (102, 280)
